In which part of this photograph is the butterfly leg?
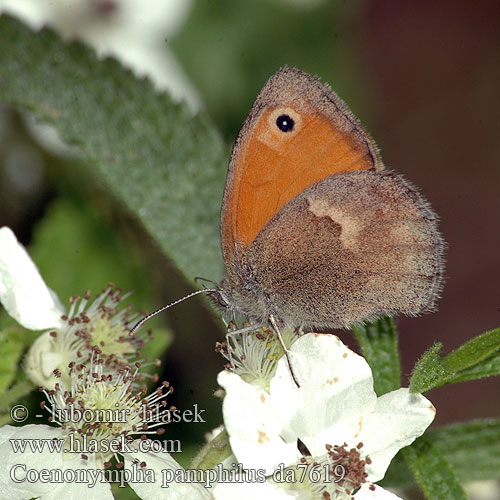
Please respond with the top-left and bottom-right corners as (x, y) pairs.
(269, 314), (301, 388)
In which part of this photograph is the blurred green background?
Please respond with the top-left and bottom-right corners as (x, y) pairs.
(0, 1), (499, 492)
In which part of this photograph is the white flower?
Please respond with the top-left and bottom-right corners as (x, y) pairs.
(217, 333), (436, 499)
(0, 226), (64, 331)
(210, 478), (403, 500)
(216, 325), (298, 391)
(0, 356), (209, 499)
(0, 423), (113, 500)
(24, 286), (149, 388)
(0, 226), (154, 388)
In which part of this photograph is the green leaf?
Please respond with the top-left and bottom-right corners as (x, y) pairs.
(410, 343), (452, 393)
(189, 428), (232, 470)
(0, 326), (25, 393)
(427, 419), (500, 483)
(352, 316), (400, 395)
(0, 14), (227, 282)
(110, 484), (140, 500)
(382, 419), (500, 488)
(410, 328), (500, 393)
(380, 450), (415, 489)
(402, 437), (467, 499)
(448, 350), (500, 384)
(444, 327), (500, 371)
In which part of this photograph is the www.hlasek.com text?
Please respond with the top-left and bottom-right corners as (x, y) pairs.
(10, 434), (181, 454)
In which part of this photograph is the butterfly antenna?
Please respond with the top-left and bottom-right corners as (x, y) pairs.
(194, 276), (218, 287)
(129, 288), (217, 335)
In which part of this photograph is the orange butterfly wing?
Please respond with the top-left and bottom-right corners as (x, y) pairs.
(221, 67), (383, 266)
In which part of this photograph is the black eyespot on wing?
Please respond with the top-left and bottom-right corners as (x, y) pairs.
(276, 114), (295, 133)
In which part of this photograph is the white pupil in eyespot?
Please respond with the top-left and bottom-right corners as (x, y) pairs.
(276, 114), (295, 132)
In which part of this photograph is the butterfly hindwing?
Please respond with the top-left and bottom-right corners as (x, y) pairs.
(244, 170), (444, 328)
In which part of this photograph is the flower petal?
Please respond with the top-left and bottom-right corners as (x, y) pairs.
(42, 453), (114, 500)
(218, 370), (300, 474)
(124, 444), (211, 500)
(219, 334), (379, 472)
(0, 424), (114, 499)
(0, 424), (64, 499)
(0, 227), (65, 330)
(270, 334), (376, 456)
(24, 331), (63, 387)
(355, 483), (403, 499)
(211, 479), (305, 500)
(359, 388), (436, 482)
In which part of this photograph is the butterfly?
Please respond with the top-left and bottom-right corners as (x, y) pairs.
(132, 67), (444, 382)
(211, 66), (444, 335)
